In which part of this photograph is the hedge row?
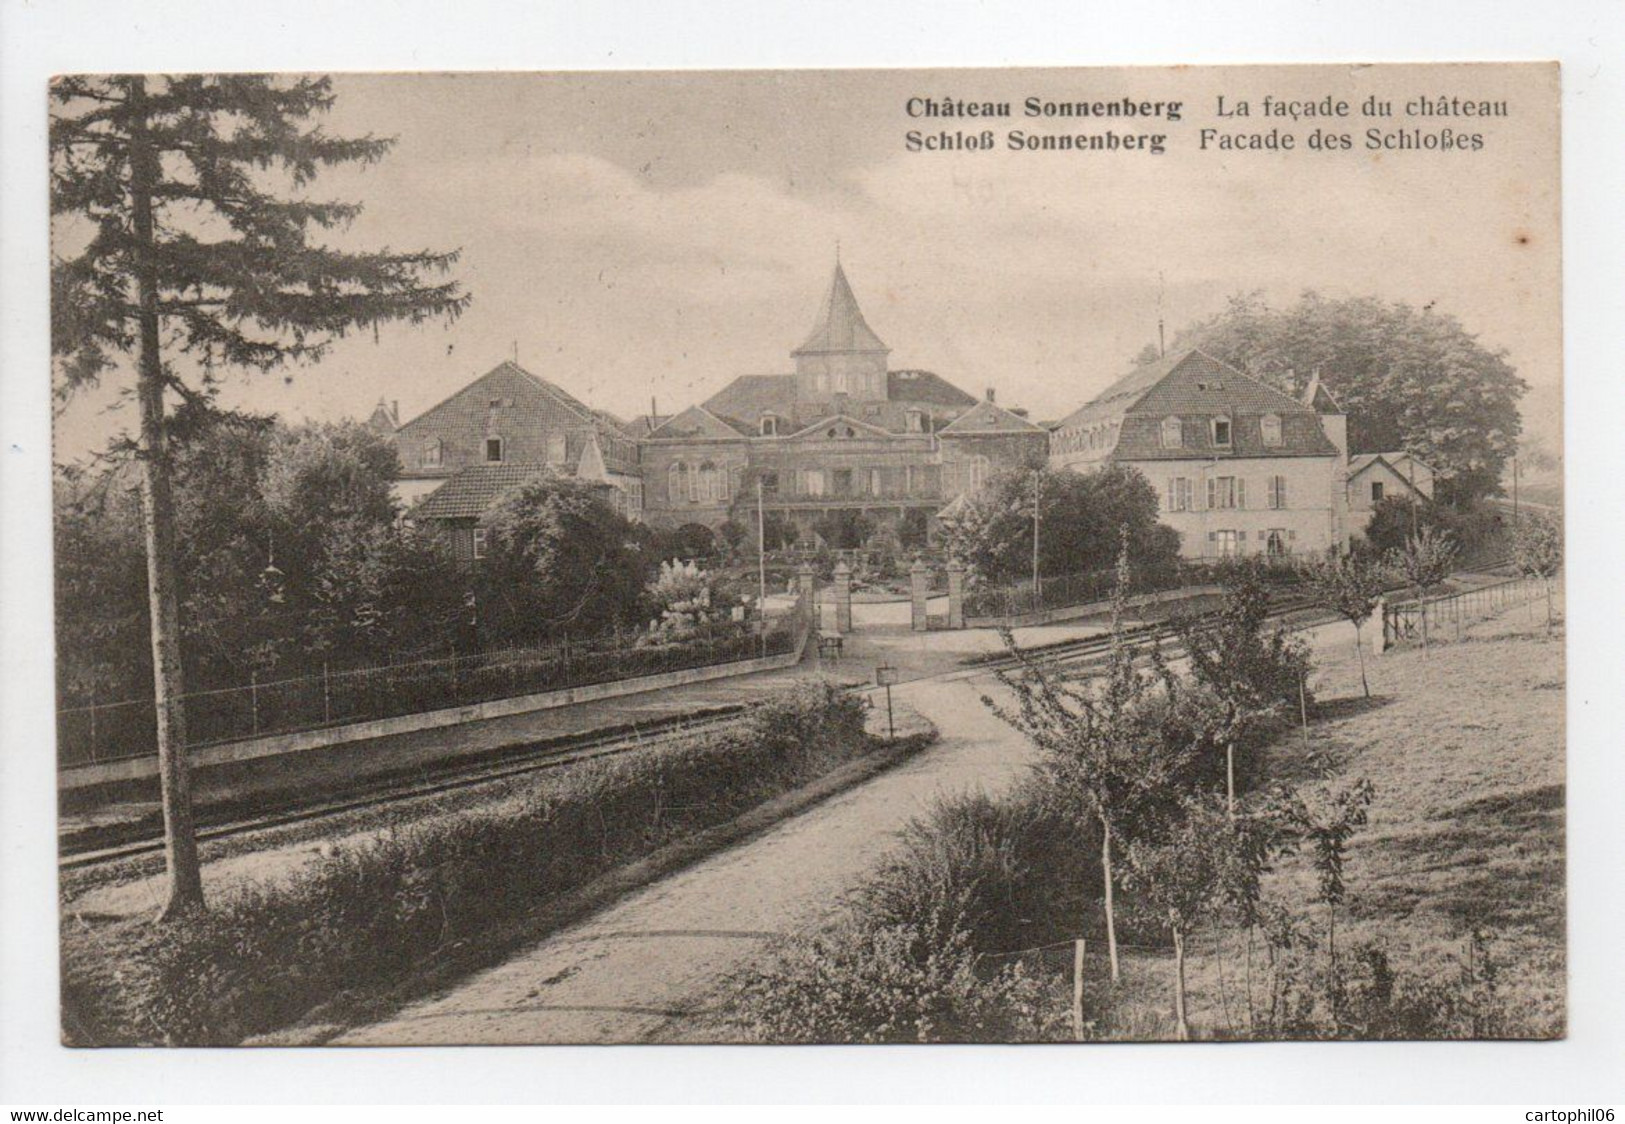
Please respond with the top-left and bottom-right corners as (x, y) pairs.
(77, 681), (873, 1045)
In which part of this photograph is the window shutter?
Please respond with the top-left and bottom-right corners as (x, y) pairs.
(1166, 477), (1175, 510)
(1238, 530), (1247, 542)
(1206, 478), (1216, 510)
(1277, 475), (1287, 509)
(1208, 531), (1217, 542)
(1235, 478), (1246, 509)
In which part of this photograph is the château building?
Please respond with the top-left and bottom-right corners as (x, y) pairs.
(377, 261), (1046, 558)
(1047, 350), (1354, 559)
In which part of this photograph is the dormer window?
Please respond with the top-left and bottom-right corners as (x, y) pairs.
(423, 438), (442, 468)
(1261, 413), (1283, 448)
(760, 414), (780, 436)
(546, 433), (567, 464)
(485, 437), (504, 463)
(906, 408), (924, 433)
(1212, 416), (1232, 448)
(1160, 416), (1183, 449)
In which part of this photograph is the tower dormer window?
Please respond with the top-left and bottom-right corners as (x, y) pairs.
(485, 437), (504, 463)
(1212, 416), (1232, 448)
(1261, 413), (1283, 448)
(423, 438), (442, 468)
(760, 414), (779, 436)
(1160, 416), (1183, 449)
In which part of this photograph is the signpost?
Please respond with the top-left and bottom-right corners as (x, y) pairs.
(875, 663), (898, 742)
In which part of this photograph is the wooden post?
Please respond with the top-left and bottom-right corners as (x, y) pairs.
(1072, 939), (1087, 1041)
(87, 688), (97, 763)
(1298, 669), (1310, 751)
(322, 661), (332, 724)
(249, 670), (259, 736)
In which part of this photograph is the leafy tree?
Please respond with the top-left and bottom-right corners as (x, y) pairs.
(51, 74), (467, 916)
(475, 476), (647, 647)
(1171, 561), (1312, 814)
(1286, 780), (1376, 982)
(55, 419), (465, 696)
(1297, 549), (1390, 697)
(1157, 290), (1525, 504)
(898, 508), (931, 551)
(813, 509), (876, 551)
(1512, 512), (1562, 631)
(941, 464), (1178, 583)
(1121, 795), (1280, 1039)
(983, 548), (1187, 981)
(1388, 527), (1459, 651)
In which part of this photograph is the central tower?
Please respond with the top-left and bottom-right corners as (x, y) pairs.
(791, 261), (890, 403)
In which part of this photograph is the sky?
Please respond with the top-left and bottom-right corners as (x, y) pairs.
(51, 63), (1562, 462)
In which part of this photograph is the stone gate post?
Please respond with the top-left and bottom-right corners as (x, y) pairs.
(909, 558), (931, 633)
(796, 561), (817, 614)
(832, 559), (853, 635)
(946, 560), (967, 630)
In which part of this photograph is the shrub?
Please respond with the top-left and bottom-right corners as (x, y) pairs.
(854, 785), (1100, 960)
(731, 921), (1062, 1044)
(129, 682), (874, 1044)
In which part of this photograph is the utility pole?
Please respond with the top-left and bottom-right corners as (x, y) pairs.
(757, 474), (768, 656)
(1512, 456), (1520, 523)
(1031, 468), (1043, 613)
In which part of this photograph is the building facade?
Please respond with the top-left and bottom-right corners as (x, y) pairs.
(638, 263), (1047, 544)
(1048, 350), (1352, 559)
(1346, 451), (1436, 536)
(384, 262), (1047, 554)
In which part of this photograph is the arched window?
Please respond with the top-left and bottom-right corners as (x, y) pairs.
(423, 438), (442, 468)
(1261, 413), (1283, 447)
(669, 461), (688, 502)
(1211, 415), (1232, 448)
(968, 454), (991, 492)
(1160, 416), (1183, 449)
(760, 414), (779, 436)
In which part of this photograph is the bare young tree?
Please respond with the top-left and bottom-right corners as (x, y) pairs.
(1388, 526), (1459, 652)
(982, 544), (1184, 982)
(1512, 512), (1562, 632)
(51, 75), (468, 918)
(1298, 549), (1390, 697)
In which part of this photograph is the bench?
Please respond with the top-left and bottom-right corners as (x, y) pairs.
(816, 633), (844, 661)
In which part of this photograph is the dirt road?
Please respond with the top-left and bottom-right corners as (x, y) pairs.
(335, 672), (1035, 1045)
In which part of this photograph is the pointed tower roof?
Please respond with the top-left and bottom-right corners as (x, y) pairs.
(1300, 369), (1344, 414)
(793, 262), (888, 355)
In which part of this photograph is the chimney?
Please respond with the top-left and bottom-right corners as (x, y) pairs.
(985, 387), (996, 403)
(391, 400), (399, 425)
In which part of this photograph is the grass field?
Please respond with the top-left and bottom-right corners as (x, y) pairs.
(1109, 592), (1566, 1039)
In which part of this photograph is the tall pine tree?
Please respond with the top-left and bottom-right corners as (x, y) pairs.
(51, 75), (468, 917)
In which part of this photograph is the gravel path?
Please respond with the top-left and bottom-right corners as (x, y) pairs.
(335, 672), (1036, 1045)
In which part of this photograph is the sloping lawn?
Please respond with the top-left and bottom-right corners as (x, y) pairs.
(1162, 600), (1566, 1039)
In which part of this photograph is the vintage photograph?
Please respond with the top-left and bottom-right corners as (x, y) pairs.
(51, 64), (1563, 1046)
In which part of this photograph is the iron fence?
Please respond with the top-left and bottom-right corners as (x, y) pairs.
(1381, 574), (1550, 648)
(963, 557), (1307, 621)
(57, 607), (807, 770)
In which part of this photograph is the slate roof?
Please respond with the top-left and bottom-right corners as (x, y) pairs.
(407, 464), (549, 521)
(395, 361), (640, 478)
(647, 404), (752, 441)
(939, 397), (1044, 435)
(887, 369), (978, 407)
(794, 263), (888, 355)
(701, 375), (799, 427)
(1055, 349), (1338, 461)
